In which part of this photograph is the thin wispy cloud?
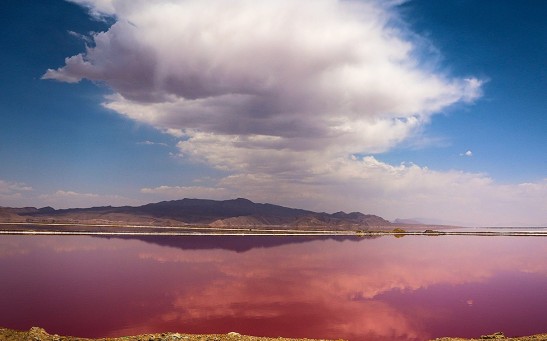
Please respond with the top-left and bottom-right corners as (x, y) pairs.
(460, 150), (473, 157)
(0, 180), (33, 194)
(67, 30), (93, 44)
(67, 0), (116, 20)
(0, 180), (34, 206)
(38, 190), (139, 209)
(137, 140), (168, 147)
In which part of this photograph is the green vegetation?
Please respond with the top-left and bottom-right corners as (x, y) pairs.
(392, 227), (406, 238)
(423, 229), (445, 236)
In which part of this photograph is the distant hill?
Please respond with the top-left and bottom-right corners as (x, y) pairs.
(393, 218), (423, 225)
(0, 198), (391, 230)
(394, 216), (475, 227)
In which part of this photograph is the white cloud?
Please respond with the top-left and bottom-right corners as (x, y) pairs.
(0, 180), (33, 194)
(44, 0), (482, 156)
(66, 0), (116, 18)
(141, 158), (547, 226)
(67, 30), (93, 43)
(137, 140), (168, 147)
(44, 0), (483, 206)
(140, 185), (230, 200)
(0, 183), (143, 209)
(460, 150), (473, 157)
(0, 180), (34, 206)
(38, 190), (139, 209)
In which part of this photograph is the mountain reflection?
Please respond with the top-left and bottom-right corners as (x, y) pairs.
(0, 235), (546, 340)
(98, 234), (372, 252)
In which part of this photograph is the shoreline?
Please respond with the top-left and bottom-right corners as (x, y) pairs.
(0, 327), (344, 341)
(0, 222), (546, 237)
(2, 327), (547, 341)
(432, 331), (547, 340)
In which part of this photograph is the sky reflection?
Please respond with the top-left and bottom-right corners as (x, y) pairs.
(0, 235), (546, 340)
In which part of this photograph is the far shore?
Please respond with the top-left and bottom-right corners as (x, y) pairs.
(2, 327), (547, 341)
(0, 222), (546, 237)
(0, 327), (345, 341)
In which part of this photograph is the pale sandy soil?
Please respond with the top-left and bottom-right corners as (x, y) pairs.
(0, 327), (345, 341)
(431, 331), (547, 340)
(2, 328), (547, 341)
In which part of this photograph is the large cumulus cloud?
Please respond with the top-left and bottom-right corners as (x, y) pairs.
(44, 0), (481, 156)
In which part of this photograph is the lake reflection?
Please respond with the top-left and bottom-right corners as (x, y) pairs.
(0, 235), (546, 340)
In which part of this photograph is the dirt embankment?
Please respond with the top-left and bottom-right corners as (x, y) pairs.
(2, 328), (547, 341)
(432, 331), (547, 341)
(0, 327), (345, 341)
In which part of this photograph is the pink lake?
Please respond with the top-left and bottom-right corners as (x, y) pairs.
(0, 235), (546, 340)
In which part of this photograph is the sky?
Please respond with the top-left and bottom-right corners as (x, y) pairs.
(0, 0), (545, 226)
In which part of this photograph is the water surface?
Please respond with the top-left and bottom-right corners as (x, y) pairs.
(0, 235), (546, 340)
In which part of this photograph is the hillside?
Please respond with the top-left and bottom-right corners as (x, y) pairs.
(0, 198), (391, 230)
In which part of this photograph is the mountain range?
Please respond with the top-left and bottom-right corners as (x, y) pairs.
(0, 198), (391, 230)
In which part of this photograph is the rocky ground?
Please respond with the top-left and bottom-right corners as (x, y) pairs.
(432, 331), (547, 340)
(0, 327), (345, 341)
(2, 328), (547, 341)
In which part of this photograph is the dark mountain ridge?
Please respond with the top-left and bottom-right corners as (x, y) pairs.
(1, 198), (391, 230)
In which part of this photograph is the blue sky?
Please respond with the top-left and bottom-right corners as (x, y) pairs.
(0, 0), (545, 226)
(387, 0), (547, 183)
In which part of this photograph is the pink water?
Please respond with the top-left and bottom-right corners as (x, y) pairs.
(0, 235), (546, 340)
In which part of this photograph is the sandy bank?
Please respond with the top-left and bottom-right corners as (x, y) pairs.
(432, 331), (547, 340)
(0, 327), (345, 341)
(3, 328), (547, 341)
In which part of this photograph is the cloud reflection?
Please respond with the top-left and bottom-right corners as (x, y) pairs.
(0, 236), (546, 340)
